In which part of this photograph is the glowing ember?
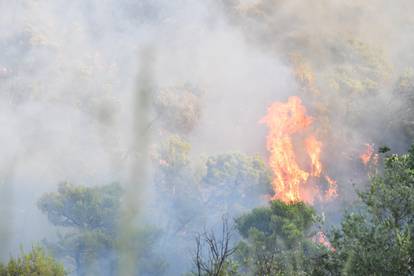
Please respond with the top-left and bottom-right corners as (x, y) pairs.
(325, 176), (338, 199)
(360, 144), (373, 165)
(260, 96), (336, 204)
(360, 144), (378, 166)
(313, 231), (335, 252)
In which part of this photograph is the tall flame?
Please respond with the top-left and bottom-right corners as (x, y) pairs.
(260, 96), (336, 204)
(305, 135), (322, 177)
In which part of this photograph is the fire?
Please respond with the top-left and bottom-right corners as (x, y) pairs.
(360, 143), (378, 166)
(305, 135), (322, 177)
(313, 231), (335, 252)
(360, 144), (373, 165)
(260, 96), (336, 204)
(325, 176), (338, 199)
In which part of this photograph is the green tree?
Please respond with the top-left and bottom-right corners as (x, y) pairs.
(330, 146), (414, 275)
(235, 200), (326, 275)
(38, 182), (121, 275)
(0, 246), (66, 276)
(38, 183), (165, 275)
(328, 38), (391, 96)
(38, 182), (121, 233)
(393, 67), (414, 141)
(155, 140), (273, 230)
(154, 135), (204, 232)
(202, 153), (272, 215)
(154, 85), (202, 134)
(155, 135), (193, 193)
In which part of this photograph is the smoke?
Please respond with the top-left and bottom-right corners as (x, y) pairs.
(231, 1), (414, 229)
(1, 0), (413, 274)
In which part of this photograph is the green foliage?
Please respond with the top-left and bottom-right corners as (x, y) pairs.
(236, 201), (316, 246)
(329, 39), (391, 95)
(202, 153), (272, 213)
(396, 67), (414, 95)
(154, 85), (202, 134)
(0, 246), (66, 276)
(394, 67), (414, 140)
(155, 141), (272, 230)
(204, 153), (271, 190)
(236, 208), (273, 237)
(38, 183), (165, 275)
(38, 182), (121, 232)
(235, 200), (325, 275)
(38, 183), (122, 275)
(157, 135), (192, 179)
(154, 135), (204, 231)
(330, 146), (414, 275)
(229, 146), (414, 275)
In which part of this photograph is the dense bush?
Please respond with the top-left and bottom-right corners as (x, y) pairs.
(0, 247), (66, 276)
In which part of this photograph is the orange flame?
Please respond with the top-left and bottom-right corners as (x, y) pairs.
(360, 144), (374, 166)
(260, 96), (336, 204)
(305, 135), (322, 177)
(360, 143), (379, 169)
(313, 231), (335, 252)
(325, 176), (338, 199)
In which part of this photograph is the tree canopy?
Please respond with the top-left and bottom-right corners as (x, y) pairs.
(0, 246), (66, 276)
(38, 182), (165, 276)
(329, 146), (414, 275)
(234, 200), (326, 276)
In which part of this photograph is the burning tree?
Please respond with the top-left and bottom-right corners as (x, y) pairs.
(260, 96), (337, 204)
